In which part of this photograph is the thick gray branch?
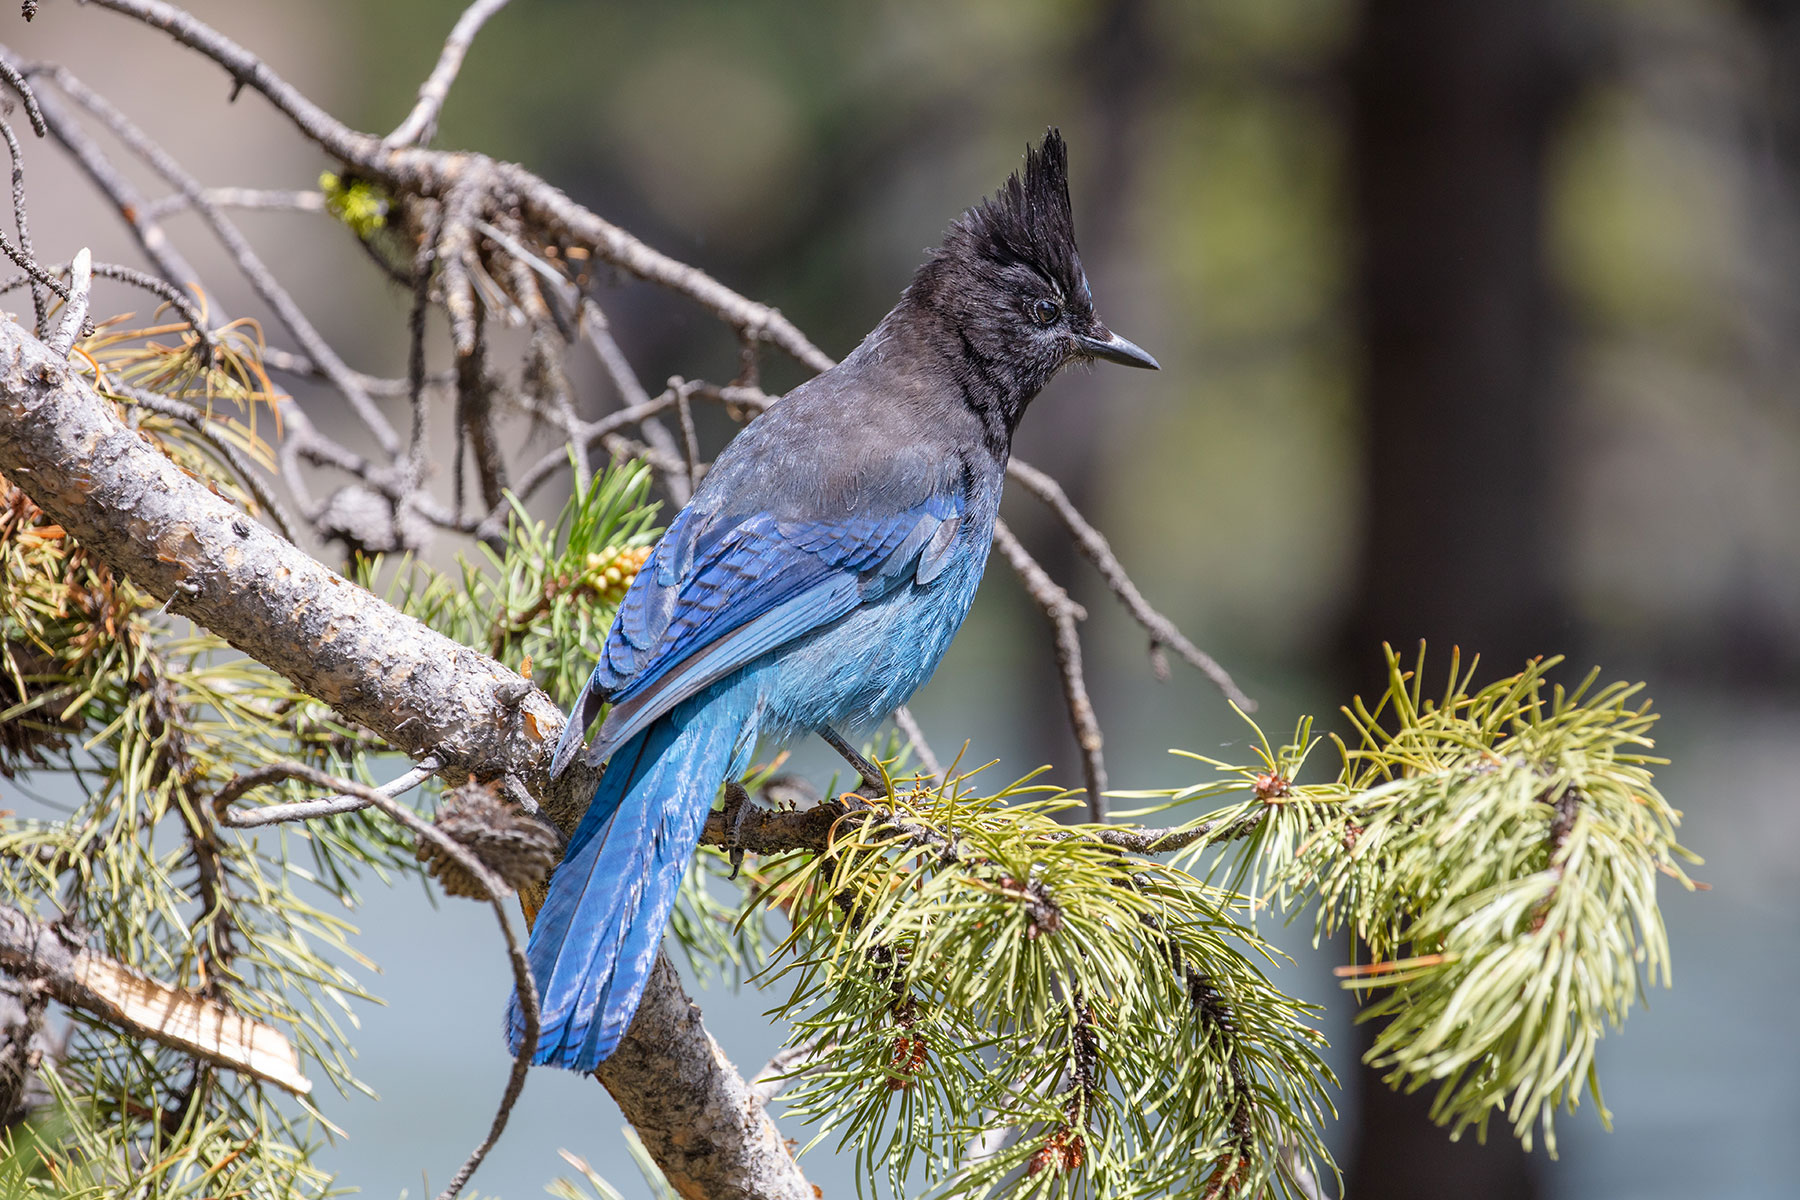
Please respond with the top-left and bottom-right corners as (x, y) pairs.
(0, 315), (810, 1200)
(0, 317), (562, 801)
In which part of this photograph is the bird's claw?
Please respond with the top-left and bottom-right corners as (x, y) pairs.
(724, 781), (753, 880)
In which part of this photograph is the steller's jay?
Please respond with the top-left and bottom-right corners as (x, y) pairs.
(511, 129), (1158, 1071)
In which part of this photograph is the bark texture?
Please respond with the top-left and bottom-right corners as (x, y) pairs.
(605, 958), (812, 1200)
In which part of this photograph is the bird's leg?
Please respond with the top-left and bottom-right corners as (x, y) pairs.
(722, 780), (754, 880)
(815, 726), (888, 798)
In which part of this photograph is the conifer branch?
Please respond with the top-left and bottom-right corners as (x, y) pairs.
(0, 313), (811, 1200)
(1151, 647), (1700, 1155)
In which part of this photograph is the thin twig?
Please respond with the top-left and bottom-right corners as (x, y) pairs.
(502, 393), (678, 508)
(260, 347), (458, 406)
(1007, 459), (1254, 712)
(579, 298), (697, 504)
(992, 519), (1107, 820)
(480, 218), (578, 338)
(435, 899), (536, 1200)
(0, 257), (206, 340)
(892, 705), (943, 779)
(90, 259), (208, 337)
(142, 186), (325, 221)
(0, 224), (65, 302)
(672, 377), (701, 495)
(47, 247), (90, 355)
(0, 54), (46, 137)
(213, 757), (439, 828)
(78, 0), (381, 161)
(454, 304), (510, 522)
(407, 199), (442, 490)
(581, 298), (652, 407)
(0, 115), (45, 335)
(211, 759), (535, 1200)
(384, 0), (513, 150)
(523, 324), (589, 488)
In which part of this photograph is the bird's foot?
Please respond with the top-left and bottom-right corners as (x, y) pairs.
(723, 780), (754, 879)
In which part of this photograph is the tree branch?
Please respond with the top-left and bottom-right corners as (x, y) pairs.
(1006, 458), (1254, 711)
(0, 314), (810, 1200)
(0, 901), (309, 1094)
(80, 0), (835, 374)
(993, 518), (1108, 818)
(384, 0), (513, 149)
(693, 790), (1263, 860)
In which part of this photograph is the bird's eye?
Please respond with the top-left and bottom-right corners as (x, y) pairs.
(1030, 298), (1061, 327)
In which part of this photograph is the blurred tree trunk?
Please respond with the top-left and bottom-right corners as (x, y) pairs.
(1011, 0), (1158, 798)
(1342, 0), (1573, 1195)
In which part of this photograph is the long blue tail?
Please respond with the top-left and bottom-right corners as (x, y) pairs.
(508, 695), (748, 1071)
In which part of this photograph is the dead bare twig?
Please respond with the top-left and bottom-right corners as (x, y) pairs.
(33, 62), (392, 447)
(214, 760), (533, 1200)
(211, 756), (440, 828)
(0, 109), (45, 335)
(1007, 458), (1254, 711)
(384, 0), (514, 150)
(993, 519), (1108, 819)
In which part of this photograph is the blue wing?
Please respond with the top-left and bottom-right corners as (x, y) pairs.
(549, 482), (965, 776)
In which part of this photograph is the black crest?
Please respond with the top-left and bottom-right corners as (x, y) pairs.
(943, 129), (1083, 298)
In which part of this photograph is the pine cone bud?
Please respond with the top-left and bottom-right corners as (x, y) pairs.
(417, 780), (561, 899)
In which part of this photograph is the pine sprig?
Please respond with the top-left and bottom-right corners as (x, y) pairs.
(357, 457), (660, 709)
(758, 777), (1337, 1200)
(1145, 646), (1699, 1155)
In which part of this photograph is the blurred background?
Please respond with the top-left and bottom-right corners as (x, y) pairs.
(6, 0), (1799, 1197)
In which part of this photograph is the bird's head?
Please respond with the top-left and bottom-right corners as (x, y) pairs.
(901, 129), (1157, 422)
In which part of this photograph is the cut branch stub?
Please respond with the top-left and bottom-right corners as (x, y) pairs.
(0, 902), (309, 1094)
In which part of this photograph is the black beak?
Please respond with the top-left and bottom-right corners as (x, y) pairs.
(1076, 326), (1159, 370)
